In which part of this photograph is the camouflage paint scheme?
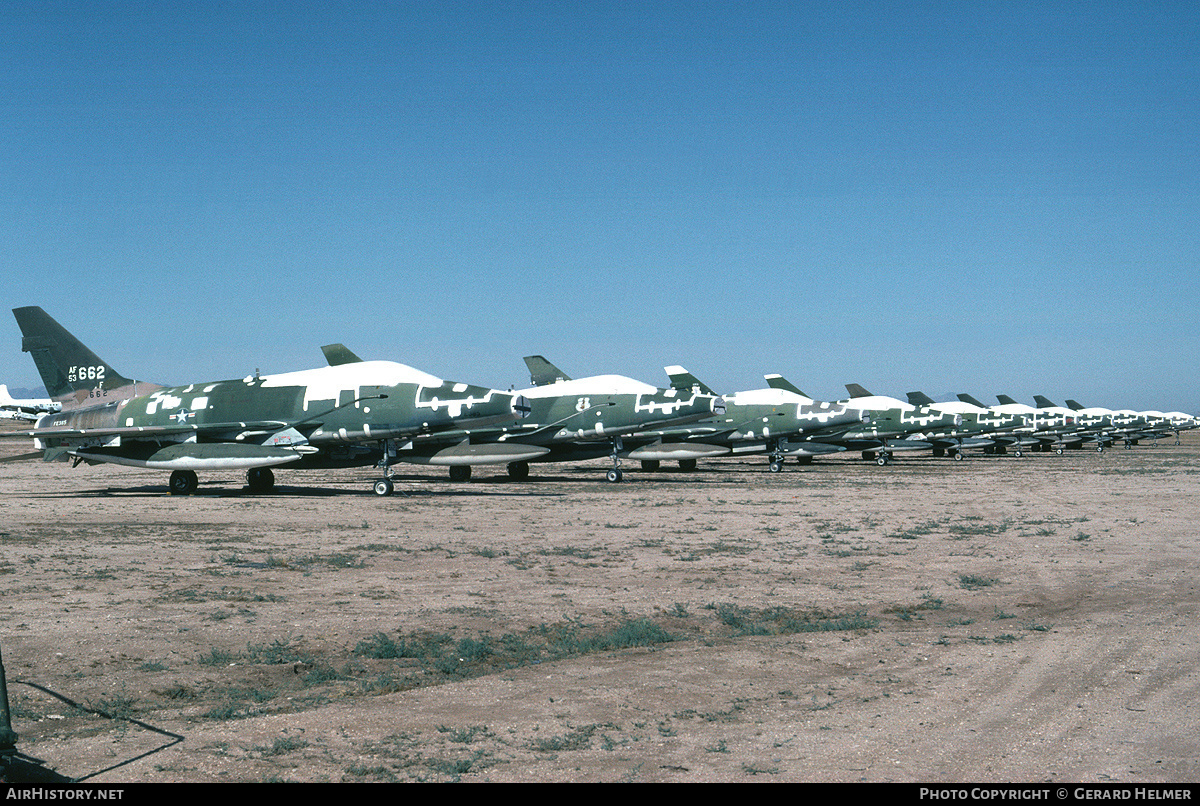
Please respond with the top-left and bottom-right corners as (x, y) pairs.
(902, 391), (1031, 459)
(768, 380), (964, 465)
(614, 367), (868, 472)
(5, 307), (524, 495)
(324, 353), (727, 482)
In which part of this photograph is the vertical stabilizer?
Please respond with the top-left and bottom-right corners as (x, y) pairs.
(523, 356), (572, 387)
(321, 343), (364, 366)
(664, 366), (716, 395)
(12, 307), (159, 408)
(957, 393), (987, 408)
(764, 374), (808, 397)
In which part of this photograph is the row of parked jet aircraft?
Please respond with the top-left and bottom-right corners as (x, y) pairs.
(2, 307), (1195, 496)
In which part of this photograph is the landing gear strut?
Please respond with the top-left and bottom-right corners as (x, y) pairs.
(606, 437), (624, 483)
(373, 439), (397, 496)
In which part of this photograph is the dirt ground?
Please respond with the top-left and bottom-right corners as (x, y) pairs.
(1, 423), (1198, 783)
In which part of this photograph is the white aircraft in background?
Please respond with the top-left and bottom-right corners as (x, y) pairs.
(0, 384), (60, 422)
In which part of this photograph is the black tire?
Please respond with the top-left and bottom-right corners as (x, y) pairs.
(606, 468), (623, 483)
(678, 458), (697, 472)
(448, 465), (471, 482)
(507, 461), (530, 480)
(640, 460), (660, 472)
(169, 470), (198, 496)
(373, 478), (394, 496)
(246, 467), (275, 493)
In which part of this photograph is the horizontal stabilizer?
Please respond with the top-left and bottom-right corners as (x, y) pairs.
(997, 395), (1019, 406)
(845, 383), (873, 399)
(0, 450), (48, 464)
(906, 391), (936, 406)
(1065, 399), (1085, 411)
(1033, 395), (1059, 409)
(524, 355), (571, 386)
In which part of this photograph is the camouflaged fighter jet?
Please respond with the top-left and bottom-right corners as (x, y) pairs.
(988, 395), (1081, 455)
(904, 391), (1030, 460)
(765, 379), (962, 465)
(1113, 407), (1197, 447)
(1061, 398), (1144, 449)
(321, 351), (726, 482)
(1028, 396), (1115, 453)
(614, 367), (866, 472)
(2, 307), (527, 496)
(0, 384), (60, 422)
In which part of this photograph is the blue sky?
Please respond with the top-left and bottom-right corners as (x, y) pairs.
(2, 1), (1196, 411)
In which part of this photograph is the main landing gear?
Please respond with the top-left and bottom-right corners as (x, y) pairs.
(862, 450), (892, 466)
(168, 470), (198, 495)
(606, 437), (625, 483)
(247, 467), (275, 493)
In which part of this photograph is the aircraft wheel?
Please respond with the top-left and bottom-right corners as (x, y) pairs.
(768, 460), (783, 473)
(373, 478), (394, 497)
(796, 456), (813, 465)
(507, 461), (530, 480)
(640, 460), (660, 472)
(876, 455), (889, 466)
(953, 452), (964, 461)
(1096, 445), (1104, 453)
(606, 468), (623, 483)
(448, 465), (471, 482)
(678, 458), (697, 472)
(169, 470), (198, 496)
(246, 467), (275, 493)
(1055, 447), (1064, 455)
(1014, 450), (1023, 457)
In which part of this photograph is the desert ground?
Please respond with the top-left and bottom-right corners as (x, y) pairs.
(1, 423), (1197, 783)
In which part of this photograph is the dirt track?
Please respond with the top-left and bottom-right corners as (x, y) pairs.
(1, 425), (1198, 782)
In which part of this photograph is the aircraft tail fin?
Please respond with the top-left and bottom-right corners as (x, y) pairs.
(664, 366), (716, 395)
(12, 306), (156, 408)
(0, 385), (11, 405)
(996, 395), (1019, 406)
(764, 374), (808, 397)
(845, 383), (873, 399)
(906, 391), (936, 406)
(321, 343), (364, 366)
(957, 393), (986, 408)
(523, 355), (571, 386)
(1065, 399), (1085, 411)
(1033, 395), (1059, 409)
